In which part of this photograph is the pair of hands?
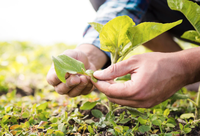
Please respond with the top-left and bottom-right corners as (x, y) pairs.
(46, 49), (187, 108)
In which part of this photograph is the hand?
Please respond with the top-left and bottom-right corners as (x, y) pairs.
(46, 49), (96, 97)
(93, 52), (188, 108)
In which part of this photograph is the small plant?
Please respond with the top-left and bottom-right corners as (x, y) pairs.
(53, 16), (182, 112)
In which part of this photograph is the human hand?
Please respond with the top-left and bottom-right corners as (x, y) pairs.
(46, 49), (96, 97)
(93, 52), (188, 108)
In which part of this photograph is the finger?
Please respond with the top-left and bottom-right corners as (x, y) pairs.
(46, 66), (61, 86)
(94, 80), (136, 99)
(55, 75), (80, 95)
(67, 75), (90, 97)
(81, 81), (94, 95)
(93, 58), (136, 80)
(107, 97), (155, 108)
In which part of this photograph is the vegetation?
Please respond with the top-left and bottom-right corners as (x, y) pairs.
(1, 0), (200, 135)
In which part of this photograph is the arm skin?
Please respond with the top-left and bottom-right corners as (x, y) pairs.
(46, 44), (108, 97)
(93, 47), (200, 108)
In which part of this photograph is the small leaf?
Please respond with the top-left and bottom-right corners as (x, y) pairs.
(119, 118), (131, 124)
(170, 92), (189, 100)
(115, 74), (131, 81)
(126, 107), (145, 116)
(54, 130), (64, 136)
(85, 70), (97, 83)
(138, 125), (151, 133)
(166, 123), (175, 128)
(80, 101), (97, 110)
(179, 123), (183, 130)
(181, 30), (200, 43)
(152, 119), (162, 126)
(167, 0), (200, 35)
(114, 125), (123, 133)
(22, 112), (29, 118)
(138, 117), (147, 125)
(99, 15), (135, 54)
(58, 123), (66, 133)
(127, 20), (182, 49)
(2, 115), (10, 123)
(184, 127), (192, 134)
(10, 125), (22, 130)
(89, 22), (104, 33)
(52, 55), (86, 83)
(88, 125), (94, 134)
(180, 113), (195, 119)
(37, 102), (48, 111)
(91, 109), (103, 118)
(163, 109), (170, 117)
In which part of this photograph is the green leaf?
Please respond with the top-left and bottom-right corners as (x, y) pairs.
(89, 22), (103, 33)
(54, 130), (64, 136)
(37, 102), (48, 111)
(138, 125), (151, 133)
(58, 123), (66, 133)
(179, 123), (183, 130)
(114, 125), (123, 133)
(184, 127), (192, 134)
(91, 109), (103, 118)
(85, 70), (97, 83)
(80, 101), (97, 110)
(167, 0), (200, 35)
(52, 55), (97, 83)
(163, 109), (170, 117)
(115, 74), (131, 81)
(152, 119), (162, 126)
(180, 113), (195, 119)
(127, 20), (182, 49)
(164, 133), (173, 136)
(119, 118), (131, 124)
(181, 30), (200, 43)
(170, 92), (189, 100)
(52, 55), (86, 83)
(22, 112), (29, 118)
(126, 107), (145, 116)
(138, 117), (147, 125)
(99, 15), (135, 54)
(2, 115), (10, 123)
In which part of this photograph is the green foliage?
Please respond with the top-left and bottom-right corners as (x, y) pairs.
(127, 20), (182, 49)
(52, 55), (97, 83)
(168, 0), (200, 43)
(52, 55), (86, 83)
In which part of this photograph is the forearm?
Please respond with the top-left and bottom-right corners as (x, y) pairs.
(76, 44), (108, 70)
(178, 47), (200, 84)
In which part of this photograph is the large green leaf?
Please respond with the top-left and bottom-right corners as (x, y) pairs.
(89, 22), (104, 33)
(181, 30), (200, 43)
(99, 15), (135, 54)
(52, 55), (86, 83)
(127, 20), (182, 48)
(167, 0), (200, 35)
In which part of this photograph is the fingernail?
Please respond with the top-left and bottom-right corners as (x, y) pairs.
(93, 70), (103, 77)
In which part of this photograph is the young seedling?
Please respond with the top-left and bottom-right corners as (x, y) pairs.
(90, 15), (181, 111)
(52, 15), (182, 112)
(168, 0), (200, 119)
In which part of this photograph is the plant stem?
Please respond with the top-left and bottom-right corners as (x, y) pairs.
(120, 45), (138, 61)
(108, 52), (120, 112)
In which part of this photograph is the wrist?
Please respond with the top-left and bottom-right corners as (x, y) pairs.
(76, 44), (108, 70)
(178, 47), (200, 85)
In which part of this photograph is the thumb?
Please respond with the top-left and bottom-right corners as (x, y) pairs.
(93, 59), (132, 80)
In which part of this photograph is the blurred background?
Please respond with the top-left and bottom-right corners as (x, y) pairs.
(0, 0), (96, 45)
(0, 0), (97, 96)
